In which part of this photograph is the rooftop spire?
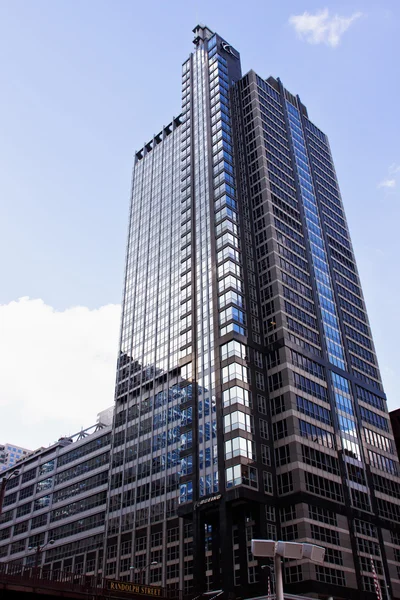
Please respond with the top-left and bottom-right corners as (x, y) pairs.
(192, 24), (214, 46)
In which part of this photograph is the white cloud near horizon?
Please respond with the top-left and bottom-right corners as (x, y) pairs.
(289, 8), (363, 47)
(0, 297), (121, 449)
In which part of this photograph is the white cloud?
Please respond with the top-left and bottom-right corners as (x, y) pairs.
(378, 178), (396, 189)
(389, 163), (400, 175)
(289, 8), (363, 47)
(0, 298), (120, 449)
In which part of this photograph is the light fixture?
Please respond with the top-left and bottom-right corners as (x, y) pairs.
(251, 539), (325, 600)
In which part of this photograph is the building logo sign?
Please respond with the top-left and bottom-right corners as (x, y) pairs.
(194, 493), (222, 510)
(221, 42), (238, 59)
(105, 581), (163, 596)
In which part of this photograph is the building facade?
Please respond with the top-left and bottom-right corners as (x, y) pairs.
(0, 443), (31, 472)
(390, 409), (400, 462)
(105, 25), (400, 600)
(0, 421), (111, 576)
(104, 24), (400, 600)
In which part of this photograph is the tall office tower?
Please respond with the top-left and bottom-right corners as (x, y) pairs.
(106, 25), (400, 600)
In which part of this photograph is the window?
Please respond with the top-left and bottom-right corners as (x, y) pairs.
(298, 419), (334, 449)
(167, 545), (179, 561)
(259, 419), (269, 439)
(364, 428), (393, 454)
(285, 565), (303, 583)
(256, 372), (265, 390)
(373, 473), (400, 500)
(57, 435), (110, 466)
(338, 414), (357, 437)
(220, 340), (246, 361)
(296, 396), (331, 425)
(226, 464), (258, 489)
(356, 386), (386, 411)
(277, 472), (293, 495)
(280, 505), (296, 522)
(36, 478), (53, 493)
(31, 513), (48, 529)
(179, 481), (193, 504)
(369, 450), (397, 475)
(167, 563), (179, 580)
(167, 528), (179, 543)
(315, 565), (345, 586)
(268, 372), (283, 392)
(225, 437), (255, 460)
(273, 419), (288, 440)
(282, 524), (298, 540)
(275, 445), (290, 466)
(16, 502), (31, 518)
(254, 350), (263, 368)
(224, 411), (253, 433)
(0, 527), (11, 541)
(377, 498), (400, 521)
(39, 460), (55, 474)
(311, 524), (340, 545)
(263, 471), (273, 494)
(266, 505), (276, 522)
(360, 406), (389, 432)
(3, 492), (17, 507)
(291, 349), (325, 380)
(53, 471), (108, 503)
(261, 445), (271, 466)
(308, 505), (337, 527)
(21, 469), (36, 484)
(356, 537), (380, 556)
(55, 453), (109, 485)
(305, 473), (343, 502)
(50, 491), (106, 522)
(219, 289), (243, 309)
(301, 445), (339, 475)
(222, 362), (248, 383)
(221, 384), (250, 408)
(220, 306), (245, 326)
(49, 511), (105, 541)
(354, 519), (377, 538)
(121, 539), (132, 555)
(257, 395), (268, 414)
(294, 373), (327, 401)
(271, 395), (285, 415)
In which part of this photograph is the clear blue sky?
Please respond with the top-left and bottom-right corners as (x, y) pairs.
(0, 0), (399, 446)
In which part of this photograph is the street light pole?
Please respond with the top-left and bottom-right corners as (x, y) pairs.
(130, 560), (158, 585)
(34, 544), (40, 570)
(28, 539), (55, 577)
(0, 471), (20, 517)
(252, 539), (326, 600)
(274, 554), (284, 600)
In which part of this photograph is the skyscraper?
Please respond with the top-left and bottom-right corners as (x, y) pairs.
(0, 443), (32, 472)
(106, 25), (400, 600)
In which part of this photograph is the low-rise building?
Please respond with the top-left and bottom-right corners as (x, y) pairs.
(0, 415), (111, 576)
